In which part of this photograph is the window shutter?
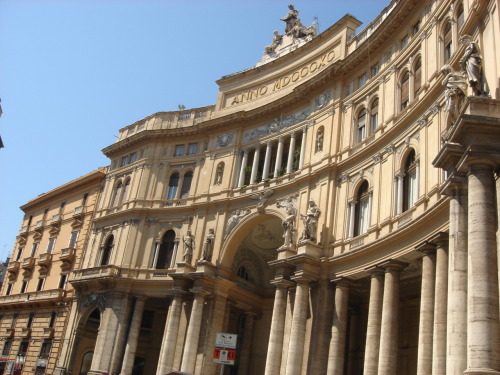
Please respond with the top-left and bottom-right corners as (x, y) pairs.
(414, 59), (422, 95)
(401, 73), (410, 108)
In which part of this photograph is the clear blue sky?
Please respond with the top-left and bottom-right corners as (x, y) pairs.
(0, 0), (389, 259)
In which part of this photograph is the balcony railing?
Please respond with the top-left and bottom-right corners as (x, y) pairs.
(72, 265), (177, 282)
(37, 253), (53, 267)
(21, 257), (35, 270)
(0, 290), (65, 305)
(7, 261), (20, 273)
(59, 247), (76, 262)
(73, 206), (84, 216)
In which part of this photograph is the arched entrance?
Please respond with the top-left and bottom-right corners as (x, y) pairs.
(75, 308), (100, 375)
(221, 213), (284, 375)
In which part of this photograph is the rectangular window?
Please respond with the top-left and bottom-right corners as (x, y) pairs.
(58, 274), (67, 289)
(27, 313), (35, 328)
(413, 20), (421, 35)
(46, 237), (56, 254)
(358, 73), (367, 87)
(174, 145), (185, 157)
(20, 281), (28, 294)
(5, 283), (12, 296)
(2, 340), (12, 356)
(49, 312), (57, 328)
(371, 63), (379, 77)
(69, 231), (79, 248)
(39, 340), (52, 359)
(18, 340), (29, 356)
(36, 278), (45, 292)
(120, 155), (129, 167)
(82, 193), (89, 206)
(30, 243), (39, 257)
(401, 35), (409, 48)
(187, 143), (198, 155)
(129, 152), (137, 163)
(15, 247), (23, 261)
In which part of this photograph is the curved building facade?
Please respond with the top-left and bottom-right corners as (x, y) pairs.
(41, 0), (500, 374)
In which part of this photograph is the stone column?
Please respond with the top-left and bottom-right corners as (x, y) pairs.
(446, 182), (468, 375)
(265, 282), (291, 375)
(120, 296), (146, 375)
(238, 149), (249, 187)
(377, 261), (405, 375)
(299, 127), (307, 169)
(250, 146), (261, 184)
(363, 268), (384, 375)
(286, 133), (296, 174)
(285, 278), (311, 375)
(262, 142), (272, 180)
(156, 293), (184, 375)
(89, 305), (117, 373)
(466, 163), (500, 374)
(327, 279), (350, 375)
(238, 312), (257, 375)
(416, 246), (436, 375)
(274, 137), (285, 178)
(432, 237), (448, 375)
(180, 291), (207, 374)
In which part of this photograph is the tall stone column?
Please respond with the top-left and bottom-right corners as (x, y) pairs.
(120, 296), (146, 375)
(298, 127), (307, 169)
(238, 149), (249, 187)
(377, 260), (406, 375)
(286, 133), (296, 174)
(180, 291), (207, 374)
(416, 246), (436, 375)
(238, 312), (257, 375)
(274, 137), (284, 178)
(262, 142), (272, 180)
(250, 146), (261, 184)
(327, 279), (350, 375)
(446, 181), (468, 375)
(156, 293), (184, 375)
(363, 268), (384, 375)
(466, 163), (500, 374)
(265, 282), (292, 375)
(285, 278), (311, 375)
(432, 236), (448, 375)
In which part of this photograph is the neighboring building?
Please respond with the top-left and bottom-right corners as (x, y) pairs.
(0, 168), (106, 375)
(0, 0), (496, 375)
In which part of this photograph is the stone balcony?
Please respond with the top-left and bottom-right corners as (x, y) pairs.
(72, 265), (177, 284)
(21, 257), (35, 271)
(0, 289), (65, 307)
(59, 247), (76, 262)
(7, 261), (20, 273)
(37, 253), (53, 267)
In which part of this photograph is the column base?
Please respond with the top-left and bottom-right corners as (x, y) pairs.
(195, 259), (217, 276)
(464, 369), (500, 375)
(296, 240), (322, 257)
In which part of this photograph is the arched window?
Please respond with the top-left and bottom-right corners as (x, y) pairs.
(180, 171), (193, 199)
(111, 182), (123, 207)
(156, 230), (176, 269)
(370, 99), (379, 132)
(401, 71), (410, 110)
(353, 181), (371, 237)
(414, 58), (422, 97)
(121, 179), (131, 205)
(456, 3), (464, 31)
(100, 235), (113, 266)
(166, 172), (179, 200)
(237, 266), (250, 281)
(403, 150), (418, 211)
(80, 351), (94, 375)
(357, 108), (367, 143)
(444, 22), (453, 62)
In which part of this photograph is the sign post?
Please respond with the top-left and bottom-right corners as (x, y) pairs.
(213, 332), (238, 374)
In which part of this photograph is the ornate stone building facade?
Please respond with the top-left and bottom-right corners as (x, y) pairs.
(4, 0), (500, 374)
(0, 168), (106, 375)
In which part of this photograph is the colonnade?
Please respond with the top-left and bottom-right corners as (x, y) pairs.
(237, 128), (306, 187)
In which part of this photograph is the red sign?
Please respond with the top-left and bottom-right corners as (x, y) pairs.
(213, 348), (236, 363)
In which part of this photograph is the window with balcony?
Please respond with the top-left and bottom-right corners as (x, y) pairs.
(5, 283), (12, 296)
(36, 278), (45, 292)
(46, 237), (56, 254)
(166, 173), (179, 200)
(15, 247), (23, 261)
(30, 243), (39, 257)
(100, 236), (114, 266)
(69, 231), (79, 248)
(20, 280), (28, 294)
(58, 274), (67, 289)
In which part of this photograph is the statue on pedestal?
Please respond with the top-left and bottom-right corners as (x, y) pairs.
(459, 35), (489, 96)
(440, 64), (467, 123)
(281, 4), (299, 34)
(183, 229), (194, 264)
(202, 228), (215, 261)
(300, 199), (320, 242)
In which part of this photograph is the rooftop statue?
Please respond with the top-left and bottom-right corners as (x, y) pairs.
(440, 64), (467, 123)
(265, 30), (284, 55)
(281, 4), (299, 34)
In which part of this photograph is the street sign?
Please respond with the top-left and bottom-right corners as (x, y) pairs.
(215, 332), (237, 349)
(213, 348), (236, 365)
